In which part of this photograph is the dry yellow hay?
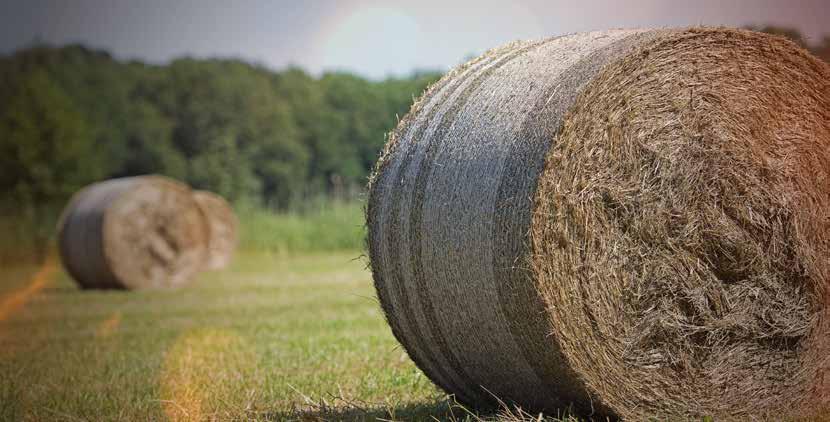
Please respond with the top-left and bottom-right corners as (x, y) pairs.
(192, 190), (238, 270)
(58, 175), (208, 289)
(367, 28), (830, 420)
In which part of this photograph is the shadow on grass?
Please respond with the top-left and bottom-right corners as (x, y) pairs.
(263, 396), (462, 421)
(262, 395), (588, 422)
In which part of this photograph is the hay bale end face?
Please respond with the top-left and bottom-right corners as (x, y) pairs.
(58, 176), (209, 290)
(192, 190), (238, 270)
(367, 28), (830, 420)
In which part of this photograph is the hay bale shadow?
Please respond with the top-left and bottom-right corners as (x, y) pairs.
(266, 398), (451, 421)
(263, 395), (594, 421)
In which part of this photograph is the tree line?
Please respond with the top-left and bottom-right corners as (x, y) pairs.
(0, 44), (440, 211)
(0, 27), (827, 213)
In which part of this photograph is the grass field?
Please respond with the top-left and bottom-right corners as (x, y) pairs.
(0, 252), (582, 421)
(237, 201), (366, 254)
(0, 201), (582, 421)
(0, 252), (452, 421)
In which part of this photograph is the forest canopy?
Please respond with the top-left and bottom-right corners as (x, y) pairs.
(0, 45), (440, 210)
(0, 27), (826, 212)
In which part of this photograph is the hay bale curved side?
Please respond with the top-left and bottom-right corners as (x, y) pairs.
(531, 28), (830, 420)
(367, 29), (674, 415)
(192, 190), (238, 270)
(368, 27), (830, 419)
(58, 176), (209, 289)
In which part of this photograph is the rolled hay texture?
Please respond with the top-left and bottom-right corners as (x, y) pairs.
(192, 190), (238, 270)
(366, 28), (830, 420)
(58, 176), (209, 290)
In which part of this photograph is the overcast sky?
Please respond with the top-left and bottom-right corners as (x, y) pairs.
(1, 0), (827, 78)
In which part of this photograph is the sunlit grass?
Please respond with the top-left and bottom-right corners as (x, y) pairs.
(0, 252), (445, 421)
(237, 201), (365, 254)
(0, 256), (56, 323)
(0, 204), (584, 421)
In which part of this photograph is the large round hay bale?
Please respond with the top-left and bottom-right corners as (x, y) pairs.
(366, 28), (830, 420)
(58, 176), (209, 290)
(192, 190), (238, 270)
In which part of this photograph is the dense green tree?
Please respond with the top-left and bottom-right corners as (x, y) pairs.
(0, 44), (442, 209)
(0, 69), (103, 205)
(5, 29), (827, 213)
(272, 68), (438, 198)
(120, 99), (185, 179)
(751, 25), (809, 47)
(4, 45), (143, 177)
(750, 25), (830, 61)
(136, 59), (310, 204)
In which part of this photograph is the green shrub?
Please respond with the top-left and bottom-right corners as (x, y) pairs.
(237, 200), (364, 254)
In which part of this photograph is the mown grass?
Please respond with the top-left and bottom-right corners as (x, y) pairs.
(0, 252), (585, 421)
(0, 200), (587, 421)
(0, 253), (434, 421)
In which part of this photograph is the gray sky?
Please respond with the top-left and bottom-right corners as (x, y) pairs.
(1, 0), (827, 78)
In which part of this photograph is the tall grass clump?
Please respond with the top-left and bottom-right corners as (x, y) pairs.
(0, 216), (41, 265)
(0, 202), (62, 266)
(238, 199), (364, 254)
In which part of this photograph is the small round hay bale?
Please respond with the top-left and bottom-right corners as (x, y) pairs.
(58, 175), (209, 290)
(366, 28), (830, 420)
(192, 190), (238, 270)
